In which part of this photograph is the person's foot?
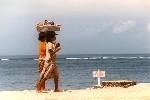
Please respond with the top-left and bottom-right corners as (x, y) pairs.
(54, 88), (62, 92)
(36, 89), (42, 93)
(40, 86), (46, 91)
(35, 80), (42, 93)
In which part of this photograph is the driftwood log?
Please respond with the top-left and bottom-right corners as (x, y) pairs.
(101, 80), (136, 88)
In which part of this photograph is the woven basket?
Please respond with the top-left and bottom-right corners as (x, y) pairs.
(36, 22), (44, 32)
(36, 22), (60, 32)
(47, 25), (60, 31)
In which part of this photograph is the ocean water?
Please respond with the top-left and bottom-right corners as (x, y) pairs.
(0, 54), (150, 91)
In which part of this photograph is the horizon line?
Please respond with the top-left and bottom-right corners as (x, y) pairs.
(0, 53), (150, 56)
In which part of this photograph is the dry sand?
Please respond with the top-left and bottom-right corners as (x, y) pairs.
(0, 83), (150, 100)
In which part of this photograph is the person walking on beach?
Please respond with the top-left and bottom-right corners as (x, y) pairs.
(36, 20), (49, 91)
(36, 31), (62, 92)
(36, 32), (47, 91)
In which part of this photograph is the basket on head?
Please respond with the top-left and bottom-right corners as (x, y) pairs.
(36, 21), (61, 32)
(47, 25), (60, 31)
(36, 22), (44, 32)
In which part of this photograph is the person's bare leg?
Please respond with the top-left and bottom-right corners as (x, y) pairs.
(36, 66), (46, 93)
(53, 69), (62, 92)
(54, 76), (62, 92)
(35, 80), (42, 93)
(36, 78), (47, 92)
(41, 79), (46, 91)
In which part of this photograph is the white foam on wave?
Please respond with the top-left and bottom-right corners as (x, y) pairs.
(1, 58), (9, 61)
(66, 58), (89, 60)
(119, 57), (128, 59)
(66, 57), (102, 60)
(139, 57), (150, 59)
(34, 59), (38, 61)
(118, 57), (138, 59)
(65, 56), (148, 60)
(89, 57), (98, 59)
(139, 57), (144, 59)
(102, 57), (111, 59)
(82, 58), (89, 60)
(66, 58), (81, 60)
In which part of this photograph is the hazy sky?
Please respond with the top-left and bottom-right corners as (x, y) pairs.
(0, 0), (150, 55)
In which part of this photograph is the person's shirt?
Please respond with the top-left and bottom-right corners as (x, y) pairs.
(45, 42), (56, 63)
(38, 41), (46, 60)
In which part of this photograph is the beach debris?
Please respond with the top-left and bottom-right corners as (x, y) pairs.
(101, 80), (136, 88)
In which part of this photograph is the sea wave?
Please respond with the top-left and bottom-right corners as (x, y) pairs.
(1, 56), (150, 61)
(65, 56), (150, 60)
(66, 58), (89, 60)
(1, 58), (9, 61)
(0, 58), (38, 61)
(33, 59), (38, 61)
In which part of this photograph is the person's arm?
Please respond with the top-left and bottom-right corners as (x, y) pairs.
(54, 42), (61, 53)
(47, 42), (61, 57)
(51, 47), (61, 54)
(47, 42), (55, 59)
(49, 49), (55, 59)
(55, 47), (61, 53)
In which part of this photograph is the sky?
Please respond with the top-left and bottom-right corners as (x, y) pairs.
(0, 0), (150, 55)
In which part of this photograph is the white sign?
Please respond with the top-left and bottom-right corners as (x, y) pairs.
(93, 70), (105, 78)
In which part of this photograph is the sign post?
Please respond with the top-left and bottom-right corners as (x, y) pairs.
(98, 77), (101, 86)
(93, 69), (105, 87)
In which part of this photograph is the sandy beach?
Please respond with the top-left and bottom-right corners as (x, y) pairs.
(0, 83), (150, 100)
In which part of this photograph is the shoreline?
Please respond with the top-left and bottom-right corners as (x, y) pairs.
(0, 83), (150, 100)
